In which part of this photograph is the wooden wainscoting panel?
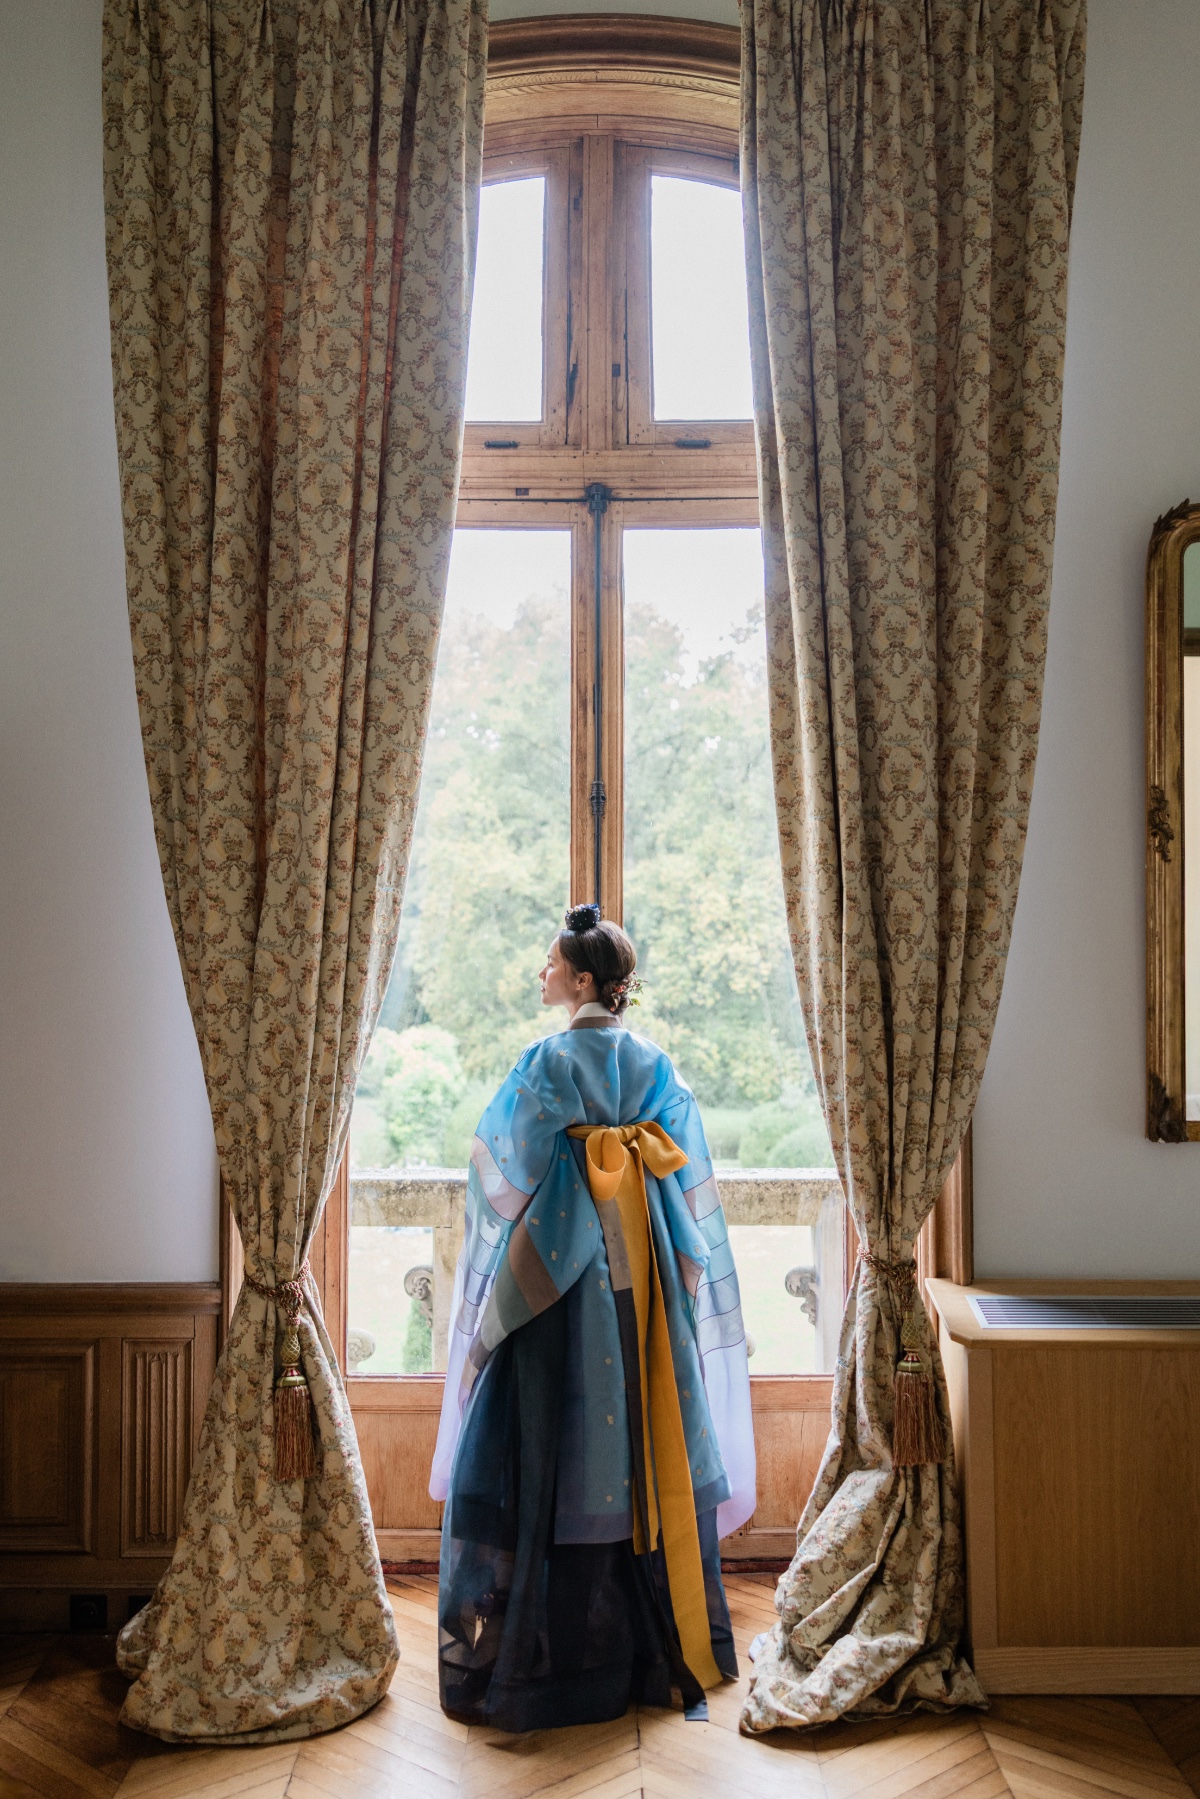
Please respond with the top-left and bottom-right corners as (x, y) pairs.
(960, 1339), (998, 1659)
(992, 1346), (1200, 1649)
(350, 1371), (832, 1564)
(932, 1280), (1200, 1693)
(0, 1342), (94, 1555)
(349, 1377), (444, 1535)
(721, 1375), (831, 1560)
(938, 1322), (998, 1661)
(0, 1284), (219, 1627)
(121, 1337), (192, 1556)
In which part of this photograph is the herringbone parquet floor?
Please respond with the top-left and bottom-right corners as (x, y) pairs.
(0, 1574), (1197, 1799)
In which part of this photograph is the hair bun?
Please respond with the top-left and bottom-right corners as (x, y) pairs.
(564, 902), (601, 933)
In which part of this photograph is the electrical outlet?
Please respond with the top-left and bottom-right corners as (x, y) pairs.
(69, 1593), (108, 1632)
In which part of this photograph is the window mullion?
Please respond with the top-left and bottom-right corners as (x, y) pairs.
(622, 145), (653, 446)
(581, 132), (616, 457)
(570, 509), (593, 909)
(600, 498), (624, 922)
(568, 493), (623, 922)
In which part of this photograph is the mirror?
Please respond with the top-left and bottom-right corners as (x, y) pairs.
(1145, 501), (1200, 1139)
(1187, 543), (1200, 1127)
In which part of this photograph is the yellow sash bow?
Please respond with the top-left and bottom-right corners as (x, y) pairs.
(567, 1121), (721, 1691)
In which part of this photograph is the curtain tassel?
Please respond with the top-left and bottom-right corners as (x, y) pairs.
(892, 1309), (945, 1468)
(274, 1325), (318, 1481)
(244, 1265), (318, 1481)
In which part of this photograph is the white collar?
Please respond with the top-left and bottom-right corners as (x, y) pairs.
(572, 1001), (619, 1023)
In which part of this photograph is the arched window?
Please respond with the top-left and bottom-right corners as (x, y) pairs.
(332, 20), (842, 1564)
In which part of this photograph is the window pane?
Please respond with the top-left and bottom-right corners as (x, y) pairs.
(623, 527), (819, 1156)
(348, 530), (571, 1368)
(348, 1227), (433, 1374)
(729, 1225), (816, 1375)
(650, 176), (753, 420)
(464, 177), (544, 421)
(623, 528), (834, 1372)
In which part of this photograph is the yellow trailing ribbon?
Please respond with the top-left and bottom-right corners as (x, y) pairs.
(567, 1121), (721, 1691)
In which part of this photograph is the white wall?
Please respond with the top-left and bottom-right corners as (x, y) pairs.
(973, 0), (1200, 1277)
(0, 0), (219, 1281)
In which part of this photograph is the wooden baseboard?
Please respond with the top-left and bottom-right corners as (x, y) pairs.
(376, 1524), (797, 1566)
(377, 1529), (442, 1563)
(720, 1527), (796, 1561)
(0, 1581), (168, 1633)
(0, 1282), (220, 1619)
(976, 1646), (1200, 1694)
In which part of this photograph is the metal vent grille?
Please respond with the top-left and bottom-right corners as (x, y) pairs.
(967, 1294), (1200, 1329)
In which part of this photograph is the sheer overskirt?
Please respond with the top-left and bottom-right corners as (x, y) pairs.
(438, 1301), (736, 1732)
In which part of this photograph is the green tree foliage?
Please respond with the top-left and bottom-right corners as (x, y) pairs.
(623, 602), (809, 1109)
(351, 579), (833, 1172)
(377, 597), (569, 1081)
(401, 1301), (433, 1374)
(356, 1025), (469, 1166)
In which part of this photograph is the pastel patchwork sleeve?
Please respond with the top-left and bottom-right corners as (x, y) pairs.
(430, 1045), (603, 1498)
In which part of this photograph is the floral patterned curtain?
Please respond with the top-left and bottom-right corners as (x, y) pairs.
(739, 0), (1085, 1730)
(102, 0), (486, 1742)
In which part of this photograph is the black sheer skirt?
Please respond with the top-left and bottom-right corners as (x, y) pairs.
(438, 1300), (737, 1732)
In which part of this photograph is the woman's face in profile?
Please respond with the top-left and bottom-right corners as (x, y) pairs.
(539, 936), (595, 1012)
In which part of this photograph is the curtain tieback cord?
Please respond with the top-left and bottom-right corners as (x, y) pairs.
(860, 1253), (945, 1468)
(242, 1263), (318, 1481)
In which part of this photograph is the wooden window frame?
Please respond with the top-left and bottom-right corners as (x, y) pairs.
(212, 17), (974, 1556)
(617, 143), (755, 451)
(460, 144), (578, 452)
(918, 1123), (975, 1297)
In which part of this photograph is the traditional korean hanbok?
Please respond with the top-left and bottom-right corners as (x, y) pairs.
(430, 1002), (755, 1731)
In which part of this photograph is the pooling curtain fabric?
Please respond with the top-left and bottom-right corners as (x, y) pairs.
(739, 0), (1085, 1731)
(102, 0), (486, 1742)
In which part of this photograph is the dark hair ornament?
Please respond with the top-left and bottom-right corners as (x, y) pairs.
(564, 902), (602, 933)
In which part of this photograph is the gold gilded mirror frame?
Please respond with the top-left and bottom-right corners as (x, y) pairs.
(1146, 497), (1200, 1141)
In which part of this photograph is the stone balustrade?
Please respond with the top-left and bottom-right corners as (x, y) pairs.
(348, 1167), (846, 1373)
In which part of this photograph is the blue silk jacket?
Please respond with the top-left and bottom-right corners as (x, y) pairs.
(430, 1015), (756, 1542)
